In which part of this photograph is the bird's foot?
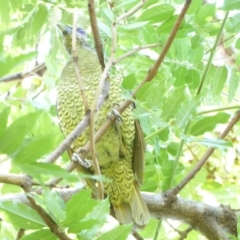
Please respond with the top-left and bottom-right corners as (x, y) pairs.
(108, 103), (122, 123)
(72, 152), (93, 169)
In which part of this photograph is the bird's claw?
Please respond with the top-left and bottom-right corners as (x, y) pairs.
(108, 103), (122, 123)
(72, 153), (92, 169)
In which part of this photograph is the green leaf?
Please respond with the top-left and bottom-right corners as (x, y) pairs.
(0, 106), (10, 137)
(69, 219), (100, 234)
(222, 0), (240, 11)
(63, 190), (98, 225)
(194, 4), (216, 25)
(190, 113), (230, 136)
(191, 35), (203, 49)
(187, 0), (203, 15)
(122, 73), (136, 90)
(10, 0), (23, 12)
(0, 52), (37, 78)
(173, 66), (187, 87)
(158, 15), (185, 34)
(121, 22), (148, 30)
(211, 66), (228, 97)
(226, 13), (240, 33)
(228, 69), (238, 103)
(0, 201), (45, 229)
(31, 189), (66, 224)
(97, 224), (132, 240)
(188, 46), (204, 64)
(185, 69), (201, 91)
(18, 163), (74, 179)
(176, 96), (201, 128)
(161, 87), (186, 121)
(139, 4), (175, 23)
(0, 0), (10, 25)
(0, 111), (41, 155)
(136, 81), (166, 109)
(235, 38), (240, 49)
(21, 229), (56, 240)
(14, 134), (62, 163)
(198, 138), (232, 149)
(30, 4), (48, 35)
(167, 142), (179, 156)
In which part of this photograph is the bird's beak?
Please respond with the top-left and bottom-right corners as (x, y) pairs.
(57, 23), (72, 35)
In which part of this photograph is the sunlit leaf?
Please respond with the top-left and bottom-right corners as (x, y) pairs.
(97, 224), (132, 240)
(0, 201), (45, 229)
(139, 4), (175, 23)
(194, 4), (216, 25)
(176, 96), (201, 128)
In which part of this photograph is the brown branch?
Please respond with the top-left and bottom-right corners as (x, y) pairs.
(0, 63), (46, 82)
(1, 188), (237, 239)
(114, 43), (162, 64)
(171, 110), (240, 196)
(0, 173), (33, 187)
(88, 0), (105, 70)
(22, 182), (72, 240)
(131, 0), (192, 98)
(16, 229), (25, 240)
(44, 0), (190, 187)
(116, 0), (147, 23)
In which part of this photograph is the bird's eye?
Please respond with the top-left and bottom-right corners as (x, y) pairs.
(77, 28), (85, 35)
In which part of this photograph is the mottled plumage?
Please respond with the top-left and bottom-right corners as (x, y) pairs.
(57, 24), (150, 225)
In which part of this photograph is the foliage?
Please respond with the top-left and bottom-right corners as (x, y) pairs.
(0, 0), (240, 239)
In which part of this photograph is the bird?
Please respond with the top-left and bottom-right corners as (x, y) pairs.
(56, 23), (150, 226)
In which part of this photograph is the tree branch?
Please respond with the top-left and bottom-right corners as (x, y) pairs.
(171, 110), (240, 196)
(88, 0), (105, 70)
(0, 188), (237, 240)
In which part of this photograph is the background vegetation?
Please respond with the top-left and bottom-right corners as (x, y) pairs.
(0, 0), (240, 239)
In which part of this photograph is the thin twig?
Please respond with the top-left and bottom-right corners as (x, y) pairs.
(132, 0), (192, 99)
(171, 110), (240, 196)
(16, 229), (25, 240)
(45, 0), (189, 187)
(20, 178), (72, 240)
(114, 43), (162, 64)
(196, 11), (229, 95)
(0, 63), (46, 82)
(88, 0), (105, 70)
(116, 0), (147, 23)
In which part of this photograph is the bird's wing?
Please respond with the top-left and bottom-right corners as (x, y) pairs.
(132, 119), (146, 185)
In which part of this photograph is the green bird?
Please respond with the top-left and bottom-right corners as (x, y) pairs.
(56, 24), (150, 226)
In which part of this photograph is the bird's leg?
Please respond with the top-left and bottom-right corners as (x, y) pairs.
(72, 148), (93, 169)
(108, 103), (126, 157)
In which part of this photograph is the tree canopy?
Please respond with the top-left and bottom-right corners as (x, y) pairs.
(0, 0), (240, 239)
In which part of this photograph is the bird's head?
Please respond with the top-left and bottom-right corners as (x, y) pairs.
(57, 23), (89, 53)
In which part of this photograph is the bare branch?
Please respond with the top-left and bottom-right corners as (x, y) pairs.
(1, 188), (237, 240)
(0, 63), (46, 82)
(116, 0), (147, 23)
(22, 182), (72, 240)
(171, 110), (240, 196)
(0, 173), (33, 187)
(131, 0), (192, 98)
(114, 43), (162, 64)
(88, 0), (105, 70)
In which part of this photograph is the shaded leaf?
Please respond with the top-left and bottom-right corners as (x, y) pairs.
(190, 113), (230, 136)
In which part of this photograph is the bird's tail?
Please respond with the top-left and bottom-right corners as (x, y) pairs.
(113, 182), (150, 226)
